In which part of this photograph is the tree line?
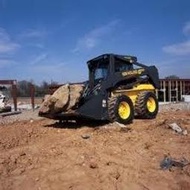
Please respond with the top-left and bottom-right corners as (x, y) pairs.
(16, 80), (59, 97)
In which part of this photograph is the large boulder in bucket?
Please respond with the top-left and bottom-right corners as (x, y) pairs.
(39, 83), (84, 117)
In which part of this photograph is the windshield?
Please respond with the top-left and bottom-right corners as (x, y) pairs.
(115, 58), (133, 72)
(92, 61), (109, 80)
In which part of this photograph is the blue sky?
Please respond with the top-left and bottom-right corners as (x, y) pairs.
(0, 0), (190, 84)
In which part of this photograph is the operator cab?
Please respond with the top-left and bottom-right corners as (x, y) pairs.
(87, 55), (109, 90)
(114, 56), (134, 72)
(91, 58), (109, 81)
(87, 54), (136, 89)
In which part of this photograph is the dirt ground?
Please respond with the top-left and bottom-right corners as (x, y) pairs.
(0, 105), (190, 190)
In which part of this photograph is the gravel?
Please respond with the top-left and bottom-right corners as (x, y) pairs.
(159, 102), (190, 112)
(0, 109), (43, 125)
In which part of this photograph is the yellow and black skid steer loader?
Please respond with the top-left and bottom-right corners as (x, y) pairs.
(39, 53), (160, 124)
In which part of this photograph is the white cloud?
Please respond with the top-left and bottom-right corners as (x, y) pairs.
(158, 58), (190, 79)
(162, 40), (190, 55)
(0, 43), (19, 53)
(32, 62), (66, 72)
(29, 53), (48, 65)
(0, 28), (20, 54)
(163, 22), (190, 56)
(20, 29), (46, 39)
(73, 20), (120, 52)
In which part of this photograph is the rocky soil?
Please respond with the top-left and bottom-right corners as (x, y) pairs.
(0, 103), (190, 190)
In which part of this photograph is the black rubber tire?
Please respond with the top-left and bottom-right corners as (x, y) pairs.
(135, 91), (159, 119)
(108, 95), (134, 124)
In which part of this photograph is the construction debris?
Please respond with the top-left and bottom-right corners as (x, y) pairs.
(0, 90), (11, 113)
(160, 156), (190, 170)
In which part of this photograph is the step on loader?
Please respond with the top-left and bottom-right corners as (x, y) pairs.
(39, 54), (160, 124)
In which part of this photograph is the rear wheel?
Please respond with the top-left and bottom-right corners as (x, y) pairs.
(108, 95), (134, 124)
(135, 91), (158, 119)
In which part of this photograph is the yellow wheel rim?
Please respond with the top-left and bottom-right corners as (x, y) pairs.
(147, 97), (156, 113)
(118, 101), (130, 119)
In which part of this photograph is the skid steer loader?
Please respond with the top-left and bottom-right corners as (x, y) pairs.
(39, 54), (160, 124)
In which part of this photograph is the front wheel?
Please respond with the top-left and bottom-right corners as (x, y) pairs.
(135, 91), (159, 119)
(108, 95), (134, 124)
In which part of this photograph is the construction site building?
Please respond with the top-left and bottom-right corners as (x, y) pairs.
(158, 79), (190, 102)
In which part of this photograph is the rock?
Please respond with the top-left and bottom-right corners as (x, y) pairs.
(81, 134), (91, 139)
(168, 123), (183, 134)
(89, 159), (98, 169)
(68, 84), (84, 110)
(39, 84), (69, 115)
(39, 83), (84, 116)
(182, 130), (188, 136)
(115, 122), (126, 128)
(51, 84), (70, 112)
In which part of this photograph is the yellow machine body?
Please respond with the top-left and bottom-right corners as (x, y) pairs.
(112, 84), (156, 105)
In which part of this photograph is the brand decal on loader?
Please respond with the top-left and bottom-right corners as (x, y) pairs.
(122, 68), (145, 77)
